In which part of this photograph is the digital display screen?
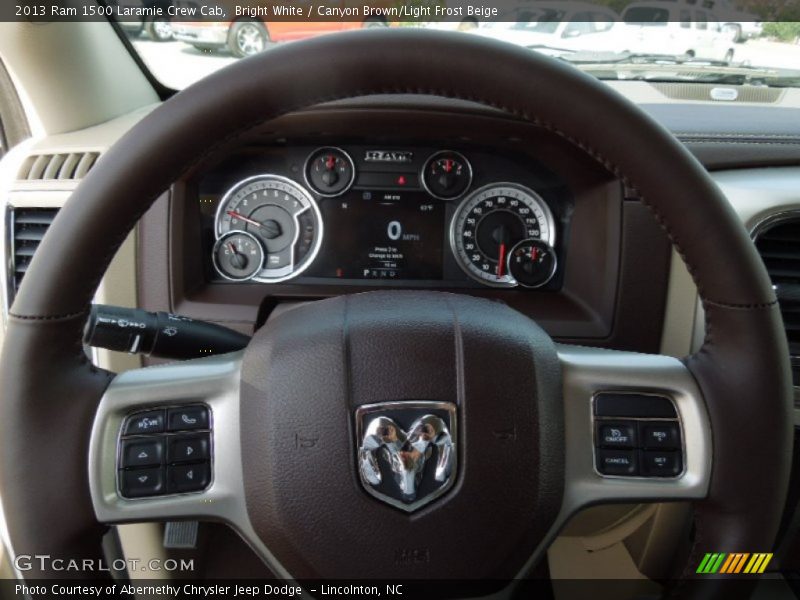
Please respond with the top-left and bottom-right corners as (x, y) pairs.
(309, 191), (444, 280)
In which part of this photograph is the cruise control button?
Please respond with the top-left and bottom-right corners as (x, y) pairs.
(120, 467), (164, 498)
(121, 438), (164, 468)
(167, 406), (209, 432)
(168, 434), (210, 464)
(641, 451), (682, 477)
(123, 410), (165, 435)
(641, 422), (681, 449)
(596, 422), (637, 448)
(596, 449), (638, 476)
(167, 463), (211, 493)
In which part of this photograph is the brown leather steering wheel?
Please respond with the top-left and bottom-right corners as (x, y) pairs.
(0, 29), (792, 597)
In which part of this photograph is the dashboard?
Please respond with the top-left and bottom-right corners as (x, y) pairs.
(134, 104), (672, 350)
(197, 144), (567, 291)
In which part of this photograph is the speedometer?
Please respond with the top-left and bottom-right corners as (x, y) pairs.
(215, 175), (322, 283)
(450, 183), (556, 287)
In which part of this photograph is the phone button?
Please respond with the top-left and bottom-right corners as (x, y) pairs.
(167, 406), (209, 432)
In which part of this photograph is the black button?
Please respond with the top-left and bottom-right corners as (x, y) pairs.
(120, 467), (164, 497)
(594, 393), (677, 418)
(641, 422), (681, 449)
(123, 410), (165, 435)
(167, 434), (210, 464)
(596, 421), (637, 448)
(167, 462), (211, 493)
(121, 438), (164, 468)
(167, 406), (209, 432)
(641, 451), (682, 477)
(596, 449), (638, 476)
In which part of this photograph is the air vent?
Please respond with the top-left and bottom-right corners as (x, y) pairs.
(6, 207), (59, 304)
(754, 215), (800, 386)
(17, 152), (99, 181)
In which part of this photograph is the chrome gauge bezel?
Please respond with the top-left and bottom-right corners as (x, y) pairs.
(212, 230), (265, 282)
(214, 174), (324, 284)
(506, 238), (558, 289)
(420, 150), (473, 201)
(303, 147), (356, 198)
(449, 182), (556, 288)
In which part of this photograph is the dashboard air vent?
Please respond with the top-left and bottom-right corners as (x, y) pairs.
(17, 152), (99, 181)
(754, 216), (800, 386)
(6, 207), (59, 305)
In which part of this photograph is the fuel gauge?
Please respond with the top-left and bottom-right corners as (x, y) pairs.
(213, 231), (265, 281)
(507, 239), (557, 288)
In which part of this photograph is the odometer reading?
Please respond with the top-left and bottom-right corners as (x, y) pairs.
(450, 183), (556, 287)
(215, 175), (322, 283)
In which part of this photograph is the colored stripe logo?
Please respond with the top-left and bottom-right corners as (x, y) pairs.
(696, 553), (773, 574)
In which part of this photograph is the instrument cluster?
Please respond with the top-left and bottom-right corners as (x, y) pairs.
(201, 145), (566, 290)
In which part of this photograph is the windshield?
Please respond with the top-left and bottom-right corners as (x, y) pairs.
(115, 0), (800, 90)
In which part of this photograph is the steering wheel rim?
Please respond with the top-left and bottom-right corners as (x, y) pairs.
(0, 29), (791, 595)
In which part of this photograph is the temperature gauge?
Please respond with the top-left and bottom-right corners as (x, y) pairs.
(212, 231), (264, 281)
(304, 147), (355, 197)
(507, 239), (557, 288)
(422, 150), (472, 200)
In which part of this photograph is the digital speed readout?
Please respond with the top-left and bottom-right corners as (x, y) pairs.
(309, 192), (445, 280)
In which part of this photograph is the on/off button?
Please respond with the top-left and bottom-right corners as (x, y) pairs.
(596, 422), (637, 448)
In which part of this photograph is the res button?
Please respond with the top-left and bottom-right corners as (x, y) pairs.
(640, 422), (681, 449)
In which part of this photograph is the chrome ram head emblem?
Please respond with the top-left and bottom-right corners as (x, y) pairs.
(355, 401), (457, 512)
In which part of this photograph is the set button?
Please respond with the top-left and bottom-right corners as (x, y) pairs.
(641, 451), (682, 477)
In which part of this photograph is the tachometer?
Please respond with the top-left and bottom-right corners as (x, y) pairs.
(450, 183), (555, 287)
(215, 175), (322, 283)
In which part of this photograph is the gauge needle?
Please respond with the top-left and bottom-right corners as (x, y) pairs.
(497, 243), (507, 278)
(531, 246), (539, 261)
(227, 242), (237, 254)
(226, 210), (262, 228)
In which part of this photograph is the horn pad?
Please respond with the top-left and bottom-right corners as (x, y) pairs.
(240, 291), (563, 579)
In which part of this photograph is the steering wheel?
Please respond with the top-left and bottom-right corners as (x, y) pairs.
(0, 30), (792, 597)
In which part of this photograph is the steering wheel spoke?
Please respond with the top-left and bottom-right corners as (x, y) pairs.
(558, 344), (712, 517)
(89, 354), (247, 524)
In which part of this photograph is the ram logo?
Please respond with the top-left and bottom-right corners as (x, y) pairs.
(355, 401), (457, 512)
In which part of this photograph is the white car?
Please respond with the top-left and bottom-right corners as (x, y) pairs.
(618, 2), (736, 62)
(472, 2), (622, 53)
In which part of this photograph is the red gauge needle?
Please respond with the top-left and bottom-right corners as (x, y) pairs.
(227, 242), (237, 254)
(326, 155), (335, 170)
(497, 243), (507, 278)
(531, 246), (539, 261)
(226, 210), (262, 228)
(444, 159), (453, 173)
